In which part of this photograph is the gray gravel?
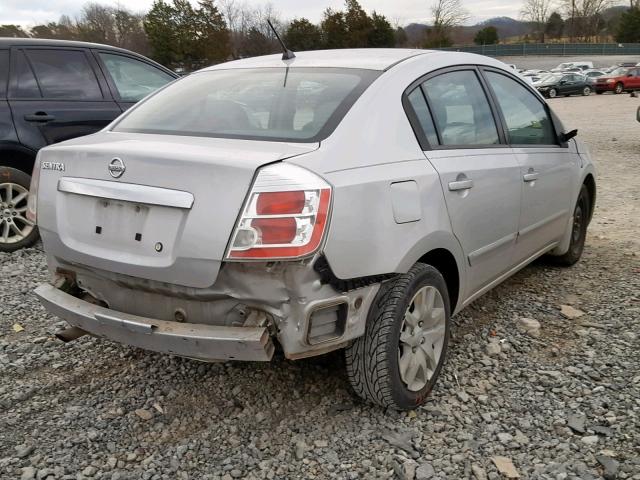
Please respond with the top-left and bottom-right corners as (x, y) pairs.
(1, 93), (639, 480)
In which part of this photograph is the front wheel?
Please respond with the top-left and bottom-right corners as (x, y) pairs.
(614, 83), (624, 94)
(582, 86), (591, 96)
(345, 264), (450, 410)
(548, 88), (557, 98)
(0, 167), (39, 252)
(552, 185), (590, 267)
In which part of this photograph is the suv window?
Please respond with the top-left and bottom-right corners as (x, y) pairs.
(99, 53), (174, 102)
(421, 70), (500, 147)
(25, 49), (102, 100)
(485, 71), (556, 146)
(13, 51), (41, 98)
(0, 51), (8, 97)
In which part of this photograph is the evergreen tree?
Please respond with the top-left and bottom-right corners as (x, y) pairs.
(285, 18), (323, 51)
(368, 12), (396, 47)
(615, 7), (640, 42)
(473, 26), (499, 45)
(321, 9), (349, 49)
(344, 0), (373, 47)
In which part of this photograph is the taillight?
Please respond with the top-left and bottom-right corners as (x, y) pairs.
(26, 155), (41, 223)
(226, 163), (331, 260)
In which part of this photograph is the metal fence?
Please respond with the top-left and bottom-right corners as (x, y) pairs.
(435, 43), (640, 57)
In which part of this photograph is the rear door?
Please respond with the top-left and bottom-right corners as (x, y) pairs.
(482, 69), (574, 264)
(8, 47), (121, 151)
(93, 50), (176, 112)
(405, 67), (522, 298)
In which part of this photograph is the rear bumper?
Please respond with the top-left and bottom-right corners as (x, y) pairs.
(34, 284), (275, 362)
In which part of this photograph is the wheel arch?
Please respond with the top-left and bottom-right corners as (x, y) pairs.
(417, 248), (461, 314)
(0, 144), (38, 177)
(583, 173), (596, 224)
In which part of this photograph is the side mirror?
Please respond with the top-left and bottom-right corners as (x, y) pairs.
(559, 129), (578, 143)
(559, 80), (567, 85)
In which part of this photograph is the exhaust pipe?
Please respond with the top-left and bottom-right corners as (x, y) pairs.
(55, 326), (88, 343)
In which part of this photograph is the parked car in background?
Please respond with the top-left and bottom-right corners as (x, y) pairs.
(551, 61), (593, 72)
(583, 69), (606, 84)
(31, 49), (595, 410)
(535, 73), (592, 98)
(595, 66), (640, 94)
(0, 38), (177, 251)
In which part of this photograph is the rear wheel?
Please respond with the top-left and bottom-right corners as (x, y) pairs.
(614, 82), (624, 94)
(345, 263), (450, 410)
(582, 86), (591, 96)
(552, 185), (590, 267)
(0, 167), (39, 252)
(548, 88), (557, 98)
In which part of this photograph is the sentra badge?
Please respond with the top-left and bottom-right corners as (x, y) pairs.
(41, 161), (65, 172)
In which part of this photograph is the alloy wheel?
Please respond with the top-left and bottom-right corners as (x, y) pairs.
(0, 182), (34, 244)
(398, 285), (446, 392)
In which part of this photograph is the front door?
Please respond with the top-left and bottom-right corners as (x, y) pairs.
(405, 68), (522, 297)
(482, 69), (575, 263)
(8, 47), (121, 151)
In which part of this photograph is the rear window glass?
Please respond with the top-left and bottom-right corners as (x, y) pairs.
(113, 68), (379, 142)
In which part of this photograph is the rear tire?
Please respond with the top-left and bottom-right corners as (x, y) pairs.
(0, 167), (39, 252)
(552, 185), (590, 267)
(345, 263), (450, 410)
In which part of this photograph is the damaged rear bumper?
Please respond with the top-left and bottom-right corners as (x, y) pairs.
(34, 284), (275, 362)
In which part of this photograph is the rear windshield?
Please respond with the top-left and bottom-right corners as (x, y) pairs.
(112, 67), (379, 142)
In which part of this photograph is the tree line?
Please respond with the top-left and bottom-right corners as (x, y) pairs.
(1, 0), (639, 71)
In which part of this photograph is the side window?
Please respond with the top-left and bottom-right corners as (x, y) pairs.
(406, 87), (439, 147)
(25, 49), (102, 100)
(99, 53), (174, 103)
(0, 51), (8, 97)
(422, 70), (500, 147)
(485, 71), (557, 146)
(13, 51), (41, 98)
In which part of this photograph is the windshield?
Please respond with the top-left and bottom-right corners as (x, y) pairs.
(539, 73), (562, 84)
(113, 67), (379, 142)
(609, 67), (628, 76)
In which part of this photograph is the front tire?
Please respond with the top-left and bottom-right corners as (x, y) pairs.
(345, 264), (450, 410)
(582, 86), (591, 96)
(548, 88), (557, 98)
(0, 167), (39, 252)
(552, 185), (590, 266)
(614, 82), (624, 94)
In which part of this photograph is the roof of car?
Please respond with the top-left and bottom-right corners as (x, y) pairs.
(204, 49), (435, 72)
(0, 37), (144, 55)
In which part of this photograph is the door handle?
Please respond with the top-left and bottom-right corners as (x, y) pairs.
(523, 171), (539, 182)
(448, 179), (474, 191)
(24, 112), (56, 123)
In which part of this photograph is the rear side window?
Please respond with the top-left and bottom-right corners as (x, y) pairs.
(25, 49), (102, 100)
(13, 51), (41, 98)
(422, 70), (500, 146)
(0, 51), (8, 97)
(485, 72), (556, 146)
(406, 88), (439, 147)
(113, 68), (379, 143)
(99, 53), (174, 102)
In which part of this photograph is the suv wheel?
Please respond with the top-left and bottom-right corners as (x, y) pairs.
(552, 185), (590, 266)
(0, 167), (39, 252)
(614, 82), (624, 94)
(345, 263), (450, 410)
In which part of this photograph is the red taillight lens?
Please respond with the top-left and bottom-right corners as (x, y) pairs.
(226, 163), (332, 260)
(252, 217), (297, 244)
(256, 191), (305, 215)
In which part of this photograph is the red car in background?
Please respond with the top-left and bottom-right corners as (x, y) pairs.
(595, 66), (640, 94)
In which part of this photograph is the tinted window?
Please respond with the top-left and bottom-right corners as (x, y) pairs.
(0, 51), (8, 97)
(99, 53), (174, 102)
(26, 49), (102, 100)
(485, 72), (556, 146)
(422, 70), (499, 146)
(13, 51), (40, 98)
(407, 87), (439, 146)
(114, 68), (379, 143)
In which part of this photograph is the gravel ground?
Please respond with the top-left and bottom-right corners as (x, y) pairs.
(1, 94), (639, 480)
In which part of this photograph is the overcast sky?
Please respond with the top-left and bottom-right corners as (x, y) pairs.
(2, 0), (522, 27)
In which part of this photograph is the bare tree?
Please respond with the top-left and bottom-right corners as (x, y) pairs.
(561, 0), (614, 41)
(521, 0), (554, 42)
(426, 0), (469, 47)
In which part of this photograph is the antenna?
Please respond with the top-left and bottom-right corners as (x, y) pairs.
(267, 19), (295, 61)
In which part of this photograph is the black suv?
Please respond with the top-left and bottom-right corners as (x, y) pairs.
(0, 39), (177, 251)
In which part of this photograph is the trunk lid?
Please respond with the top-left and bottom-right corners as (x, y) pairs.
(37, 132), (318, 288)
